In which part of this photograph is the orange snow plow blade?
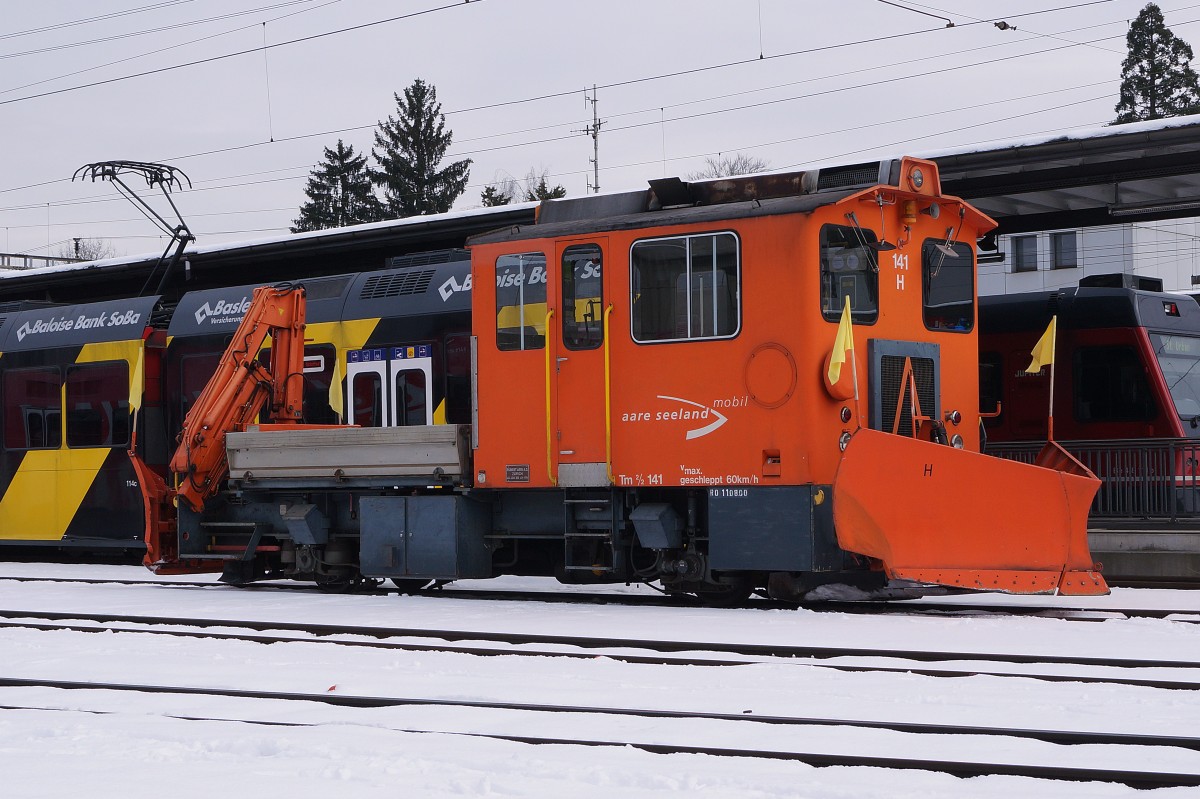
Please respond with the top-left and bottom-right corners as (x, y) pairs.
(832, 429), (1108, 596)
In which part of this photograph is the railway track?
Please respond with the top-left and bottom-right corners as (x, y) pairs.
(0, 608), (1197, 690)
(2, 573), (1199, 623)
(0, 679), (1197, 788)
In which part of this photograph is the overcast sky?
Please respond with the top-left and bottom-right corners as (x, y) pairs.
(0, 0), (1181, 259)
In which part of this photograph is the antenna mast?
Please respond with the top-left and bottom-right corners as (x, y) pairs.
(585, 86), (602, 194)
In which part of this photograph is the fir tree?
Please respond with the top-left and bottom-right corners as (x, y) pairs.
(1114, 3), (1200, 124)
(524, 175), (566, 201)
(292, 140), (383, 233)
(480, 185), (511, 206)
(371, 79), (471, 217)
(480, 168), (566, 205)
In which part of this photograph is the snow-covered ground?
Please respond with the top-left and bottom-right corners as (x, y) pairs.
(0, 563), (1197, 797)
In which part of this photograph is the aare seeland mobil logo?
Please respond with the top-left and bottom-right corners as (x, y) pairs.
(619, 394), (749, 440)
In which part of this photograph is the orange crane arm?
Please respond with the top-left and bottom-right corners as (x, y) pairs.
(170, 284), (307, 512)
(131, 284), (307, 572)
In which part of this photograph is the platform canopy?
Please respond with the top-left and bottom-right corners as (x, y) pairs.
(929, 114), (1200, 236)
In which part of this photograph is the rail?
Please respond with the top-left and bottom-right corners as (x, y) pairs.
(986, 438), (1200, 521)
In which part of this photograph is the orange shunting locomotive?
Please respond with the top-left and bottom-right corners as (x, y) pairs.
(140, 156), (1106, 600)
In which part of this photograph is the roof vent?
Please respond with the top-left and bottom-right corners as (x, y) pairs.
(816, 161), (885, 191)
(359, 269), (435, 300)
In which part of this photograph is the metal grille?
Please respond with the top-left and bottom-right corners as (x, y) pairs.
(988, 439), (1200, 520)
(359, 269), (434, 300)
(386, 249), (469, 268)
(879, 355), (935, 436)
(816, 162), (881, 191)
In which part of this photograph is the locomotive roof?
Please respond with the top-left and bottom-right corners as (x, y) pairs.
(980, 287), (1200, 334)
(469, 188), (861, 245)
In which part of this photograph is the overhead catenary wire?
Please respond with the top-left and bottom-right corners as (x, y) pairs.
(1, 1), (1193, 253)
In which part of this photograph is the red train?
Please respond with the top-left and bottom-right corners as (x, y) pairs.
(980, 276), (1200, 583)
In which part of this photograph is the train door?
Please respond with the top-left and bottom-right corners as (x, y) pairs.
(390, 346), (433, 426)
(552, 240), (609, 486)
(346, 345), (433, 427)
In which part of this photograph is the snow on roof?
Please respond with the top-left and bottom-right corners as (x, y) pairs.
(0, 199), (540, 283)
(915, 113), (1200, 161)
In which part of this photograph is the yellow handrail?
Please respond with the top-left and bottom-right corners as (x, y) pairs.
(603, 303), (615, 485)
(544, 308), (557, 486)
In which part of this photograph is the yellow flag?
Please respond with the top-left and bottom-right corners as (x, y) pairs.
(1026, 316), (1057, 374)
(827, 295), (854, 385)
(328, 350), (344, 422)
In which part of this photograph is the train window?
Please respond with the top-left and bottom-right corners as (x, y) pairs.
(562, 244), (604, 350)
(921, 239), (974, 332)
(1073, 346), (1156, 423)
(262, 344), (338, 424)
(3, 367), (61, 450)
(1150, 333), (1200, 419)
(395, 368), (427, 426)
(496, 252), (547, 351)
(630, 232), (739, 342)
(352, 372), (383, 427)
(179, 352), (222, 425)
(819, 225), (878, 323)
(65, 361), (130, 448)
(443, 332), (471, 424)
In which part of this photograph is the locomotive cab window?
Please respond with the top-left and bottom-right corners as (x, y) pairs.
(921, 239), (974, 332)
(630, 232), (739, 343)
(1150, 333), (1200, 419)
(496, 252), (547, 351)
(820, 224), (878, 323)
(4, 367), (62, 450)
(66, 361), (130, 448)
(562, 244), (604, 350)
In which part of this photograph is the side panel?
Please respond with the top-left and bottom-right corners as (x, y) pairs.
(706, 485), (839, 571)
(359, 495), (491, 580)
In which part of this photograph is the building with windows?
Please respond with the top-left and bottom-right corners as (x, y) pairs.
(981, 219), (1200, 296)
(932, 114), (1200, 297)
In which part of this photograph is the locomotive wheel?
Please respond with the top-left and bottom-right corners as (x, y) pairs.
(692, 575), (755, 607)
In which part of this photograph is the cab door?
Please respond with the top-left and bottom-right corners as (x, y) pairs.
(552, 240), (609, 486)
